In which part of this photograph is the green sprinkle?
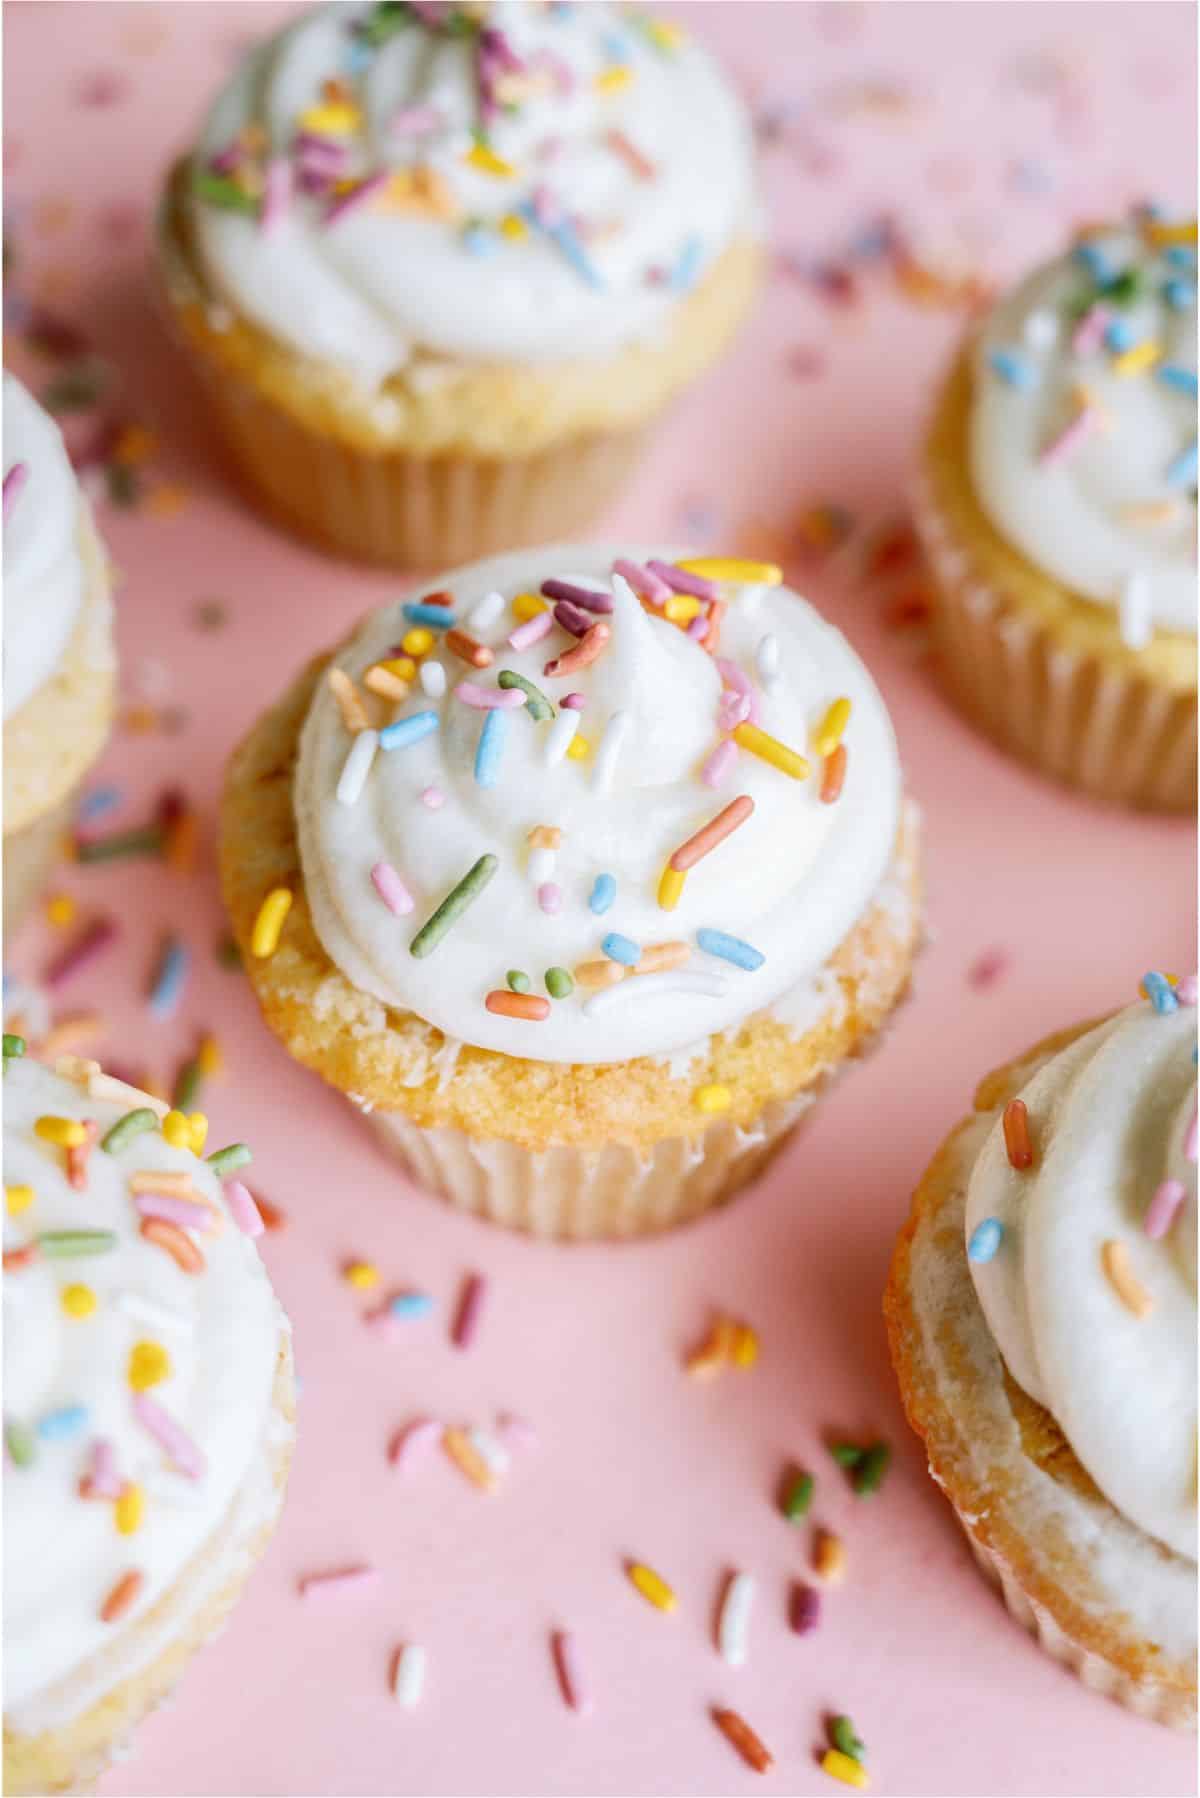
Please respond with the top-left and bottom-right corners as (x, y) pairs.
(1102, 268), (1144, 307)
(100, 1108), (159, 1156)
(173, 1058), (202, 1113)
(782, 1470), (814, 1520)
(75, 827), (164, 864)
(829, 1442), (865, 1469)
(497, 669), (555, 722)
(830, 1717), (866, 1764)
(544, 967), (574, 1001)
(410, 854), (498, 960)
(3, 1034), (27, 1060)
(361, 0), (411, 45)
(207, 1143), (251, 1177)
(506, 970), (532, 994)
(37, 1230), (118, 1258)
(194, 169), (259, 214)
(852, 1442), (891, 1496)
(216, 932), (243, 972)
(5, 1419), (36, 1468)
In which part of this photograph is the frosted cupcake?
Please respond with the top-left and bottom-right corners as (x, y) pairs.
(885, 983), (1196, 1725)
(3, 374), (117, 934)
(220, 547), (921, 1239)
(2, 1048), (295, 1793)
(916, 212), (1197, 811)
(158, 1), (762, 569)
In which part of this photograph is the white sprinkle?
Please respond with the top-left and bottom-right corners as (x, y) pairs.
(117, 1291), (193, 1336)
(1022, 307), (1059, 351)
(391, 1643), (427, 1709)
(582, 970), (727, 1018)
(419, 660), (447, 698)
(591, 709), (630, 795)
(466, 1427), (511, 1478)
(336, 728), (379, 806)
(87, 1072), (170, 1119)
(528, 846), (557, 885)
(467, 589), (505, 635)
(1117, 573), (1152, 649)
(717, 1571), (756, 1667)
(755, 634), (780, 690)
(545, 707), (581, 764)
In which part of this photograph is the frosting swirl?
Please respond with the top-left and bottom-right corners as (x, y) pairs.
(970, 216), (1197, 636)
(294, 546), (903, 1065)
(188, 1), (757, 382)
(965, 998), (1197, 1560)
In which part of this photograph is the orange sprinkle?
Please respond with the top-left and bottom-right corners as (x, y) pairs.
(669, 794), (755, 872)
(485, 990), (550, 1022)
(445, 628), (493, 669)
(1102, 1239), (1154, 1318)
(574, 960), (626, 991)
(544, 621), (610, 679)
(699, 598), (726, 655)
(66, 1120), (99, 1192)
(820, 744), (848, 804)
(686, 1317), (738, 1378)
(328, 666), (370, 734)
(713, 1708), (774, 1774)
(527, 825), (562, 850)
(100, 1569), (144, 1623)
(632, 941), (690, 975)
(363, 663), (410, 702)
(4, 1245), (38, 1272)
(165, 808), (199, 873)
(128, 1171), (195, 1198)
(140, 1217), (205, 1274)
(442, 1427), (498, 1492)
(1002, 1098), (1034, 1170)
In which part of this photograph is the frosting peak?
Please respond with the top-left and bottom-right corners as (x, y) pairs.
(2, 373), (88, 719)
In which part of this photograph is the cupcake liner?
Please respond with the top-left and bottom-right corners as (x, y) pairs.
(914, 468), (1197, 812)
(3, 788), (76, 938)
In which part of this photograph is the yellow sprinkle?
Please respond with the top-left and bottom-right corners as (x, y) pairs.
(186, 1113), (209, 1154)
(128, 1340), (171, 1391)
(35, 1116), (87, 1148)
(512, 593), (548, 621)
(464, 143), (517, 178)
(298, 100), (362, 136)
(388, 656), (418, 683)
(594, 64), (634, 94)
(627, 1561), (676, 1612)
(499, 212), (528, 241)
(344, 1261), (379, 1290)
(813, 697), (852, 757)
(657, 864), (686, 911)
(733, 722), (810, 780)
(61, 1283), (97, 1319)
(251, 888), (293, 960)
(1144, 218), (1197, 247)
(676, 557), (783, 586)
(364, 664), (411, 702)
(45, 892), (76, 927)
(115, 1483), (145, 1536)
(401, 628), (434, 658)
(1102, 1239), (1154, 1317)
(162, 1110), (192, 1150)
(814, 1528), (846, 1584)
(730, 1323), (759, 1368)
(442, 1426), (498, 1492)
(664, 594), (702, 625)
(821, 1749), (870, 1790)
(694, 1083), (732, 1115)
(1113, 340), (1161, 378)
(197, 1034), (223, 1077)
(5, 1184), (34, 1216)
(566, 734), (591, 761)
(648, 17), (685, 50)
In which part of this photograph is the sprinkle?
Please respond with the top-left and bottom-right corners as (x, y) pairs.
(6, 1183), (34, 1215)
(89, 1074), (169, 1119)
(717, 1571), (755, 1666)
(45, 919), (119, 988)
(602, 932), (641, 966)
(1102, 1239), (1153, 1317)
(1143, 970), (1180, 1013)
(298, 1565), (376, 1598)
(442, 1426), (498, 1492)
(1176, 974), (1198, 1005)
(37, 1404), (89, 1441)
(512, 592), (549, 622)
(148, 935), (190, 1019)
(813, 1528), (846, 1584)
(634, 941), (690, 975)
(207, 1143), (252, 1177)
(506, 970), (533, 994)
(1157, 363), (1199, 396)
(544, 621), (610, 678)
(402, 601), (457, 629)
(1144, 219), (1198, 247)
(822, 1749), (870, 1790)
(3, 1246), (38, 1272)
(669, 795), (755, 872)
(574, 960), (625, 991)
(456, 681), (524, 711)
(100, 1570), (144, 1624)
(545, 708), (582, 763)
(782, 1471), (814, 1520)
(388, 1292), (434, 1321)
(1165, 442), (1198, 489)
(224, 1180), (263, 1238)
(114, 1482), (145, 1536)
(646, 559), (717, 601)
(389, 1417), (442, 1470)
(698, 739), (735, 788)
(128, 1340), (171, 1390)
(419, 660), (447, 698)
(35, 1114), (89, 1147)
(140, 1217), (205, 1274)
(76, 821), (166, 863)
(694, 1083), (732, 1114)
(134, 1193), (216, 1234)
(370, 861), (415, 919)
(753, 634), (781, 693)
(733, 722), (809, 780)
(36, 1228), (117, 1258)
(410, 855), (498, 958)
(664, 593), (703, 625)
(251, 888), (293, 959)
(679, 558), (782, 586)
(820, 745), (849, 804)
(401, 627), (435, 659)
(445, 628), (494, 669)
(695, 928), (765, 975)
(551, 1630), (592, 1715)
(967, 1217), (1004, 1263)
(5, 1419), (36, 1466)
(328, 666), (371, 734)
(562, 692), (587, 711)
(379, 710), (440, 752)
(831, 1716), (866, 1766)
(791, 1582), (821, 1633)
(545, 967), (574, 1000)
(344, 1261), (379, 1290)
(1113, 338), (1162, 377)
(452, 1272), (487, 1350)
(336, 728), (380, 806)
(421, 785), (445, 809)
(541, 579), (614, 615)
(627, 1561), (675, 1612)
(508, 611), (554, 652)
(1002, 1098), (1034, 1169)
(585, 710), (629, 796)
(81, 1439), (122, 1499)
(852, 1443), (890, 1495)
(712, 1708), (773, 1775)
(613, 557), (671, 603)
(486, 989), (550, 1021)
(552, 599), (594, 640)
(474, 710), (510, 788)
(464, 142), (516, 178)
(497, 670), (554, 719)
(363, 663), (409, 703)
(1145, 1179), (1186, 1239)
(391, 1643), (427, 1709)
(133, 1391), (205, 1477)
(587, 874), (617, 915)
(3, 1033), (27, 1060)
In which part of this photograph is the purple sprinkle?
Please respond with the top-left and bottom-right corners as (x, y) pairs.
(613, 557), (671, 604)
(1145, 1178), (1186, 1239)
(324, 168), (390, 228)
(790, 1582), (821, 1634)
(3, 461), (29, 523)
(224, 1179), (264, 1238)
(553, 599), (592, 639)
(646, 559), (718, 601)
(371, 860), (415, 916)
(561, 692), (586, 711)
(452, 1273), (487, 1350)
(541, 579), (613, 615)
(44, 918), (119, 990)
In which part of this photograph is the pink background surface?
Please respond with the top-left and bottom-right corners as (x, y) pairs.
(3, 4), (1197, 1794)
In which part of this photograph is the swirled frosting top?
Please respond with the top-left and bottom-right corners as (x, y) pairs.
(187, 1), (757, 382)
(293, 545), (903, 1065)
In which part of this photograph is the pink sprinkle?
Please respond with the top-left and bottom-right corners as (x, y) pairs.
(1176, 974), (1198, 1005)
(716, 657), (752, 697)
(1070, 303), (1111, 355)
(538, 882), (563, 915)
(1185, 1105), (1197, 1165)
(686, 613), (708, 641)
(613, 557), (672, 605)
(701, 739), (738, 788)
(561, 692), (586, 711)
(530, 182), (561, 228)
(209, 139), (243, 176)
(324, 169), (390, 228)
(452, 1273), (487, 1350)
(134, 1193), (218, 1233)
(389, 1417), (442, 1471)
(3, 460), (29, 522)
(508, 611), (554, 652)
(718, 690), (751, 730)
(646, 559), (718, 601)
(968, 946), (1010, 990)
(1039, 404), (1096, 467)
(1145, 1178), (1186, 1239)
(86, 1438), (123, 1499)
(455, 681), (526, 710)
(297, 1565), (376, 1598)
(552, 1630), (593, 1715)
(420, 786), (445, 810)
(132, 1393), (205, 1480)
(224, 1179), (263, 1238)
(259, 156), (292, 235)
(790, 1582), (821, 1633)
(391, 103), (444, 136)
(372, 860), (415, 916)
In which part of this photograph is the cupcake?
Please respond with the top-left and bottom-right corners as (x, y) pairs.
(885, 983), (1196, 1725)
(157, 1), (762, 568)
(220, 547), (921, 1239)
(3, 373), (117, 934)
(915, 211), (1197, 811)
(2, 1047), (295, 1793)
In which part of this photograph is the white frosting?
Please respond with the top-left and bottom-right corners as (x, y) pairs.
(294, 545), (903, 1066)
(970, 221), (1197, 633)
(3, 1060), (287, 1718)
(2, 374), (88, 719)
(965, 1001), (1197, 1560)
(189, 1), (757, 381)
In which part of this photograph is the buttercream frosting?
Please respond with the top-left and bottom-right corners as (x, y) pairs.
(965, 997), (1198, 1560)
(293, 545), (903, 1065)
(2, 373), (89, 720)
(3, 1056), (288, 1721)
(970, 215), (1197, 636)
(188, 0), (757, 382)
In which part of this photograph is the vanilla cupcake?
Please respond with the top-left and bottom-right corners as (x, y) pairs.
(3, 374), (117, 934)
(885, 984), (1197, 1725)
(221, 547), (921, 1239)
(916, 212), (1197, 811)
(2, 1049), (295, 1793)
(157, 1), (762, 568)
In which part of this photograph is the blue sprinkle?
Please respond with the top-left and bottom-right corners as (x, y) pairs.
(1165, 441), (1198, 490)
(379, 710), (440, 752)
(37, 1404), (89, 1441)
(1143, 970), (1179, 1014)
(1104, 316), (1138, 352)
(967, 1218), (1004, 1264)
(589, 873), (617, 915)
(149, 936), (190, 1020)
(696, 928), (765, 972)
(462, 222), (498, 259)
(402, 603), (456, 629)
(601, 30), (631, 60)
(344, 39), (373, 75)
(1073, 240), (1114, 282)
(601, 931), (641, 966)
(389, 1292), (434, 1320)
(1156, 364), (1198, 397)
(1164, 278), (1194, 311)
(987, 348), (1037, 391)
(78, 784), (122, 822)
(669, 235), (704, 294)
(474, 709), (509, 789)
(1164, 244), (1197, 270)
